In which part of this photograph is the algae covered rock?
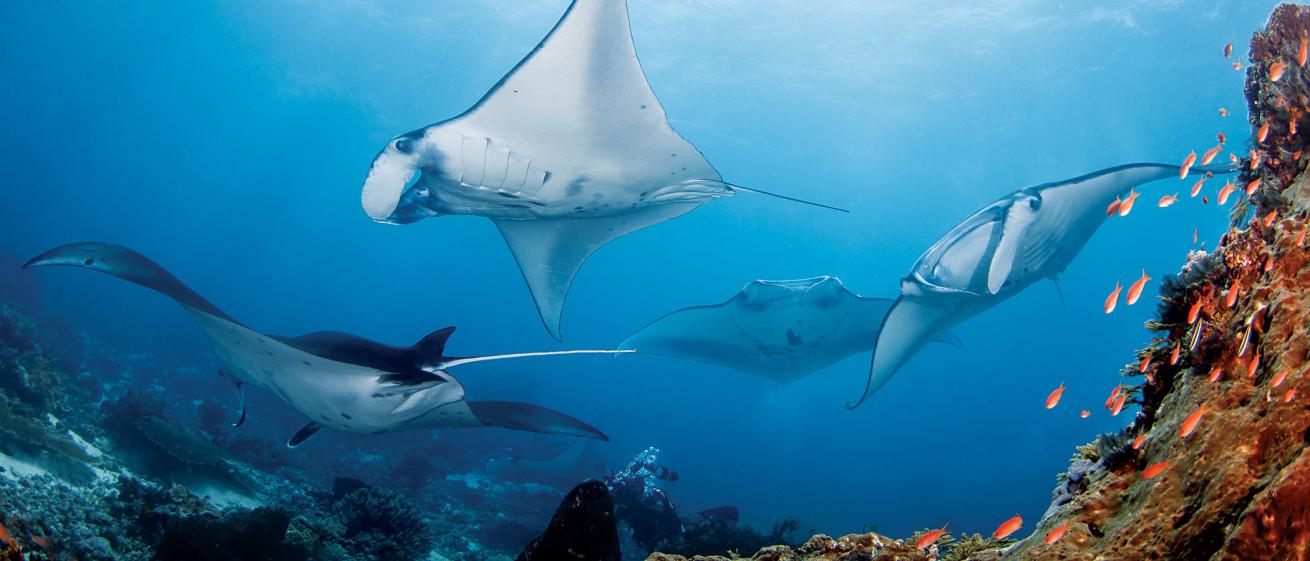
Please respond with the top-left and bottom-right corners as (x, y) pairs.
(517, 479), (620, 561)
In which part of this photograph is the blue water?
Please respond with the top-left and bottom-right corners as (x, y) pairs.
(0, 0), (1282, 542)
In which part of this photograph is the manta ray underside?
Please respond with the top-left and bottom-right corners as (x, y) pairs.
(24, 242), (618, 447)
(848, 162), (1237, 409)
(360, 0), (844, 341)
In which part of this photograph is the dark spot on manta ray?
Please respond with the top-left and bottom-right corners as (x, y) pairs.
(527, 201), (547, 207)
(341, 413), (352, 420)
(266, 351), (274, 357)
(574, 206), (584, 211)
(786, 329), (803, 346)
(496, 192), (519, 198)
(640, 104), (647, 109)
(320, 415), (331, 421)
(542, 171), (552, 184)
(84, 258), (95, 266)
(303, 361), (311, 366)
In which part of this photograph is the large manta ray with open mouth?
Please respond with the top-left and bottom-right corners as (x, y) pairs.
(24, 242), (619, 447)
(847, 162), (1236, 409)
(360, 0), (844, 341)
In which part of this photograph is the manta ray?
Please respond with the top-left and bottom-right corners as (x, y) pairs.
(847, 162), (1236, 409)
(620, 276), (960, 384)
(360, 0), (843, 341)
(24, 242), (620, 447)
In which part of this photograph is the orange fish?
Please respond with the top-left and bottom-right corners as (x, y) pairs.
(1217, 132), (1227, 144)
(1132, 433), (1147, 450)
(1119, 189), (1141, 217)
(0, 522), (14, 551)
(1126, 270), (1151, 305)
(30, 535), (47, 549)
(1219, 107), (1230, 117)
(1105, 282), (1122, 314)
(1271, 61), (1288, 82)
(1188, 298), (1203, 324)
(1300, 36), (1308, 66)
(1158, 194), (1179, 208)
(1106, 197), (1122, 217)
(1142, 462), (1172, 479)
(1139, 354), (1151, 373)
(1299, 227), (1307, 246)
(1209, 367), (1224, 382)
(1192, 227), (1199, 243)
(993, 514), (1023, 540)
(1179, 152), (1197, 179)
(1230, 152), (1239, 164)
(1233, 62), (1243, 71)
(1218, 182), (1236, 205)
(1284, 388), (1298, 403)
(1246, 178), (1260, 195)
(1201, 145), (1222, 166)
(1106, 385), (1123, 410)
(1224, 43), (1233, 58)
(1190, 177), (1207, 197)
(1180, 406), (1207, 438)
(1225, 285), (1240, 307)
(1044, 522), (1070, 545)
(1111, 392), (1128, 416)
(1248, 353), (1261, 379)
(1250, 149), (1261, 170)
(1202, 195), (1209, 204)
(1271, 369), (1290, 388)
(1264, 210), (1278, 227)
(1258, 123), (1270, 143)
(1264, 255), (1275, 272)
(1292, 117), (1300, 136)
(916, 524), (949, 550)
(1045, 382), (1065, 410)
(1169, 342), (1180, 365)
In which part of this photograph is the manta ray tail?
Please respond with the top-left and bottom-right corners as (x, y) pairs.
(467, 400), (608, 441)
(23, 242), (238, 324)
(723, 182), (850, 213)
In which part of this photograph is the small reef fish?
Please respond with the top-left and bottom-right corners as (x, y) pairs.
(1224, 43), (1233, 58)
(916, 524), (949, 550)
(1272, 369), (1290, 388)
(1132, 433), (1147, 450)
(1169, 342), (1180, 365)
(1126, 270), (1151, 305)
(1299, 227), (1307, 246)
(1248, 353), (1261, 379)
(1219, 107), (1230, 117)
(1201, 145), (1223, 165)
(1250, 149), (1261, 170)
(1218, 182), (1236, 205)
(1192, 227), (1199, 243)
(1180, 152), (1197, 179)
(1300, 36), (1308, 66)
(1105, 282), (1122, 314)
(1106, 197), (1122, 216)
(1139, 355), (1151, 373)
(1046, 382), (1065, 409)
(1271, 61), (1288, 82)
(1044, 522), (1070, 545)
(993, 515), (1023, 540)
(1292, 117), (1300, 136)
(1180, 406), (1207, 438)
(1285, 388), (1298, 403)
(1119, 189), (1141, 217)
(1106, 385), (1123, 410)
(1158, 194), (1179, 207)
(1264, 211), (1278, 228)
(1111, 393), (1127, 416)
(1080, 410), (1091, 418)
(1246, 178), (1261, 195)
(1264, 255), (1275, 272)
(1233, 62), (1243, 71)
(1259, 122), (1271, 143)
(1218, 132), (1227, 143)
(1184, 297), (1199, 323)
(1142, 462), (1172, 479)
(1225, 285), (1241, 307)
(1191, 177), (1207, 197)
(1209, 367), (1224, 382)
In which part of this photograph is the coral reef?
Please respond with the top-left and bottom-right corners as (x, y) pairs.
(331, 481), (434, 561)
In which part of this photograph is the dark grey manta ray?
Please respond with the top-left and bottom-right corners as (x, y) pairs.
(24, 242), (620, 447)
(847, 162), (1237, 409)
(619, 276), (960, 384)
(360, 0), (844, 341)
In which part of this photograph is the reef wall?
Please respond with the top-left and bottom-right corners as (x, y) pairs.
(647, 3), (1310, 561)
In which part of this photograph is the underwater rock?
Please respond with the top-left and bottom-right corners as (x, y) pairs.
(153, 507), (307, 561)
(516, 480), (621, 561)
(646, 531), (926, 561)
(331, 483), (433, 561)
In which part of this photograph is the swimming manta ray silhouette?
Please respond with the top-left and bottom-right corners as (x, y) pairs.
(24, 242), (622, 447)
(360, 0), (845, 341)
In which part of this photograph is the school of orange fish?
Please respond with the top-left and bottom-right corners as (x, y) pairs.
(913, 36), (1310, 556)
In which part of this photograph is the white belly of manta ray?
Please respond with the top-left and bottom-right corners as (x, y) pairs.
(401, 125), (731, 220)
(188, 311), (477, 434)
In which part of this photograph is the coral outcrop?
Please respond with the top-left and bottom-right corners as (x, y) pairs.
(516, 480), (621, 561)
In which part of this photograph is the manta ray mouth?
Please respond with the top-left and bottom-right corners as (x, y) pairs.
(361, 148), (421, 221)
